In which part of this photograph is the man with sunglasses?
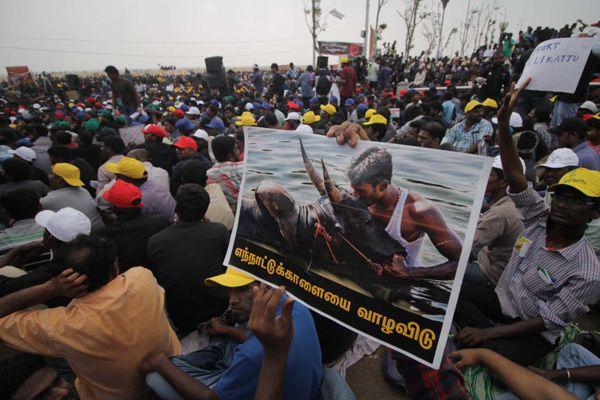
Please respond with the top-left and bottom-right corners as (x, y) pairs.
(454, 79), (600, 366)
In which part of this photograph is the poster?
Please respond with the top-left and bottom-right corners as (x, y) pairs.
(225, 128), (491, 368)
(516, 37), (594, 94)
(6, 66), (33, 85)
(318, 41), (363, 57)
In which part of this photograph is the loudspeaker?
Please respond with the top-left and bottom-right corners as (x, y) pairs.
(317, 56), (329, 69)
(65, 74), (80, 90)
(204, 56), (226, 89)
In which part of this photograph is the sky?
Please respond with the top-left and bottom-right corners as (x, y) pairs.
(0, 0), (597, 74)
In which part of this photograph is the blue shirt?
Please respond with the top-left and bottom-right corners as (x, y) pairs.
(442, 118), (493, 152)
(572, 142), (600, 171)
(442, 100), (455, 126)
(298, 71), (314, 98)
(214, 301), (323, 400)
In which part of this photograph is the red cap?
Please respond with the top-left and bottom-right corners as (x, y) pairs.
(102, 179), (144, 208)
(54, 111), (65, 119)
(173, 109), (185, 118)
(287, 100), (300, 111)
(173, 136), (198, 151)
(142, 124), (169, 138)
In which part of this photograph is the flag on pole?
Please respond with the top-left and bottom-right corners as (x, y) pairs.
(329, 8), (345, 20)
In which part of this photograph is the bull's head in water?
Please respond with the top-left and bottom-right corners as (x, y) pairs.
(300, 139), (405, 264)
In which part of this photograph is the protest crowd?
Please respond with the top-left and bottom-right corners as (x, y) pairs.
(0, 17), (600, 400)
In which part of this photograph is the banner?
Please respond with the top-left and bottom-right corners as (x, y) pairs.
(225, 128), (491, 368)
(318, 41), (363, 57)
(369, 27), (377, 59)
(516, 37), (594, 94)
(6, 66), (33, 85)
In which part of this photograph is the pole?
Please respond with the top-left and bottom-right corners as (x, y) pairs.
(312, 0), (317, 66)
(363, 0), (370, 57)
(437, 3), (447, 59)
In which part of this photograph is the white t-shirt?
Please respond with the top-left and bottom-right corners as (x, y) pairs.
(368, 62), (379, 82)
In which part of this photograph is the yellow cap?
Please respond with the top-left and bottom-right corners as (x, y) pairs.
(167, 106), (176, 112)
(482, 98), (498, 109)
(105, 157), (147, 179)
(464, 100), (483, 113)
(52, 163), (84, 187)
(235, 111), (257, 126)
(365, 108), (377, 119)
(363, 114), (388, 126)
(548, 168), (600, 198)
(320, 104), (337, 116)
(340, 56), (349, 64)
(303, 111), (321, 125)
(204, 267), (256, 287)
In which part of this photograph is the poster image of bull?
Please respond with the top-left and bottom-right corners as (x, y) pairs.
(225, 128), (492, 367)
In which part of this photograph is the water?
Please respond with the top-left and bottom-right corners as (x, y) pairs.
(241, 128), (489, 321)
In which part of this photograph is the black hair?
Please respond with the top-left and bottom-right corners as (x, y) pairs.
(78, 130), (94, 146)
(211, 135), (236, 162)
(181, 159), (208, 186)
(261, 112), (278, 127)
(175, 184), (210, 222)
(2, 158), (31, 182)
(60, 234), (118, 292)
(104, 65), (119, 75)
(443, 91), (453, 101)
(307, 65), (314, 72)
(421, 121), (446, 142)
(47, 145), (73, 162)
(27, 123), (49, 137)
(0, 128), (17, 145)
(0, 354), (48, 398)
(103, 136), (126, 155)
(347, 147), (393, 186)
(376, 106), (391, 122)
(430, 101), (443, 114)
(0, 189), (40, 220)
(534, 107), (551, 123)
(404, 105), (422, 121)
(53, 131), (72, 145)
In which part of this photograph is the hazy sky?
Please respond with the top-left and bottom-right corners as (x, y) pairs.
(0, 0), (597, 73)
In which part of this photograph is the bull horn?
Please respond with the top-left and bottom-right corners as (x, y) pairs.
(299, 138), (325, 196)
(321, 159), (343, 204)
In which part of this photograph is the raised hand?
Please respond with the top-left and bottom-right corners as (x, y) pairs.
(48, 268), (88, 298)
(249, 284), (294, 355)
(326, 121), (370, 147)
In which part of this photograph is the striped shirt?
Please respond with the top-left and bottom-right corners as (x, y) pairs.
(0, 219), (44, 253)
(442, 118), (493, 152)
(495, 184), (600, 343)
(206, 161), (244, 213)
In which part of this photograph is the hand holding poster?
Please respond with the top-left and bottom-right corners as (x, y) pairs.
(516, 37), (594, 93)
(225, 128), (492, 368)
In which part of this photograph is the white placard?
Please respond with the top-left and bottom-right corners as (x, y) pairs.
(119, 125), (145, 146)
(517, 37), (594, 94)
(389, 107), (400, 119)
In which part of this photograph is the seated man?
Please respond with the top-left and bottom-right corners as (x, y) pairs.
(206, 136), (243, 212)
(454, 81), (600, 366)
(0, 158), (49, 198)
(104, 157), (176, 221)
(170, 135), (212, 196)
(463, 155), (525, 287)
(147, 183), (230, 335)
(128, 148), (170, 192)
(143, 267), (323, 400)
(0, 189), (44, 253)
(47, 145), (97, 196)
(0, 234), (181, 400)
(41, 163), (104, 231)
(97, 179), (171, 272)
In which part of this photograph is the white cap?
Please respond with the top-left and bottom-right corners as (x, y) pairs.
(186, 106), (201, 116)
(197, 100), (205, 105)
(492, 112), (523, 128)
(9, 146), (36, 162)
(296, 124), (314, 134)
(580, 100), (598, 114)
(253, 63), (259, 69)
(285, 112), (301, 121)
(492, 155), (526, 174)
(537, 148), (580, 169)
(35, 208), (91, 243)
(192, 129), (209, 141)
(32, 103), (41, 109)
(245, 102), (254, 111)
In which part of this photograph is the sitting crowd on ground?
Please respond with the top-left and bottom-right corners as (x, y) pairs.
(0, 20), (599, 400)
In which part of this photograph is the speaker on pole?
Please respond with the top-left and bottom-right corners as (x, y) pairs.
(317, 56), (329, 69)
(204, 56), (226, 89)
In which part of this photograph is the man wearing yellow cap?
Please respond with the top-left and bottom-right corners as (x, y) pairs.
(41, 163), (104, 230)
(454, 80), (600, 367)
(441, 99), (493, 153)
(143, 267), (323, 400)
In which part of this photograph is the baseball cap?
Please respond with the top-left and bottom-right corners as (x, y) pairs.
(285, 112), (301, 121)
(365, 109), (377, 119)
(309, 97), (318, 104)
(363, 114), (388, 126)
(537, 148), (580, 169)
(482, 98), (498, 109)
(105, 157), (147, 179)
(579, 100), (598, 114)
(186, 106), (201, 116)
(492, 112), (523, 128)
(52, 163), (84, 187)
(173, 109), (185, 118)
(173, 136), (198, 151)
(204, 267), (255, 287)
(253, 63), (259, 69)
(35, 207), (91, 243)
(464, 100), (483, 113)
(9, 146), (36, 162)
(549, 118), (589, 136)
(287, 100), (301, 111)
(261, 101), (272, 110)
(329, 95), (338, 105)
(340, 56), (349, 64)
(142, 124), (169, 138)
(344, 98), (355, 107)
(192, 129), (209, 141)
(548, 168), (600, 198)
(303, 111), (321, 125)
(245, 102), (254, 111)
(175, 118), (195, 132)
(320, 104), (336, 116)
(235, 112), (257, 126)
(206, 118), (225, 130)
(102, 179), (144, 209)
(357, 103), (368, 112)
(492, 155), (526, 174)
